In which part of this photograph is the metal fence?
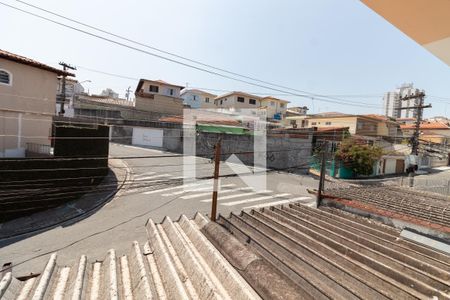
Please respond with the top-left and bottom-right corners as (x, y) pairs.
(25, 142), (53, 157)
(399, 176), (450, 197)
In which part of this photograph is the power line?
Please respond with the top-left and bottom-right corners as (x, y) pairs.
(11, 0), (383, 106)
(0, 1), (381, 108)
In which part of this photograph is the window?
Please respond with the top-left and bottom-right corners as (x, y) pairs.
(220, 100), (223, 105)
(205, 97), (210, 103)
(280, 103), (285, 108)
(270, 101), (275, 106)
(311, 122), (317, 125)
(249, 99), (256, 105)
(149, 85), (159, 93)
(193, 95), (197, 101)
(168, 88), (174, 96)
(237, 96), (245, 103)
(0, 69), (11, 86)
(325, 122), (331, 125)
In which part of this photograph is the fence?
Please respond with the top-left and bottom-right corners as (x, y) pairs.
(399, 176), (450, 197)
(26, 142), (53, 157)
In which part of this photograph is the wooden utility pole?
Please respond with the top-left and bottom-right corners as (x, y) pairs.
(398, 91), (431, 155)
(317, 142), (327, 207)
(210, 138), (222, 221)
(58, 62), (76, 116)
(125, 86), (132, 101)
(397, 91), (431, 187)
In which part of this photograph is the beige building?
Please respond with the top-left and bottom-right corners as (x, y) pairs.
(259, 96), (289, 121)
(287, 112), (380, 136)
(214, 92), (290, 122)
(0, 49), (73, 157)
(214, 91), (261, 110)
(135, 79), (184, 115)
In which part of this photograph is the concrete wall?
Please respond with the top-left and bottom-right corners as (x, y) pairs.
(163, 129), (313, 171)
(0, 58), (58, 157)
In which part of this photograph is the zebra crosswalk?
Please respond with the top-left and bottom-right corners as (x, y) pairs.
(128, 170), (314, 209)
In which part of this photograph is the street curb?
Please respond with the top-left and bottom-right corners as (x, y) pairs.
(0, 159), (130, 242)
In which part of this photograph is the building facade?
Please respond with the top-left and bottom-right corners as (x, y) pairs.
(180, 89), (217, 109)
(259, 96), (289, 121)
(0, 49), (72, 157)
(383, 83), (421, 119)
(135, 79), (184, 115)
(287, 113), (380, 136)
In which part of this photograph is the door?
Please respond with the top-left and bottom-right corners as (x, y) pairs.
(395, 159), (405, 174)
(132, 127), (163, 147)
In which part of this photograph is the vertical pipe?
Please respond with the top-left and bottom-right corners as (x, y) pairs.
(210, 138), (222, 221)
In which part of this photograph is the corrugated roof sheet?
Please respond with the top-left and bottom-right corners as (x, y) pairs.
(0, 213), (260, 300)
(0, 49), (74, 76)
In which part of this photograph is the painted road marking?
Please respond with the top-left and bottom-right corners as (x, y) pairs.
(142, 180), (212, 195)
(243, 196), (313, 209)
(162, 184), (235, 197)
(221, 193), (291, 206)
(179, 186), (252, 200)
(134, 174), (171, 181)
(134, 171), (156, 178)
(200, 190), (272, 203)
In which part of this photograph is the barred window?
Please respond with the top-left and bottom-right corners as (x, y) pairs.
(0, 69), (11, 85)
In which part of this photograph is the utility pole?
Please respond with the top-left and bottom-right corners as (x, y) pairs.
(58, 62), (76, 116)
(125, 86), (132, 101)
(317, 142), (327, 207)
(210, 138), (222, 221)
(397, 90), (431, 186)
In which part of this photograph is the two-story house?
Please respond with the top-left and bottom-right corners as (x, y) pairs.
(214, 91), (261, 111)
(180, 89), (217, 109)
(288, 112), (379, 136)
(259, 96), (289, 121)
(135, 79), (184, 115)
(0, 49), (73, 157)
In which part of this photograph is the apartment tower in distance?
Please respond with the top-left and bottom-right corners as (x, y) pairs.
(383, 83), (421, 119)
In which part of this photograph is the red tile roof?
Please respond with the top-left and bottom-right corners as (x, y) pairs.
(400, 122), (450, 130)
(0, 49), (74, 76)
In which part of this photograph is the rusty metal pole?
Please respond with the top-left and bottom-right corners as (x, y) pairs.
(210, 138), (222, 221)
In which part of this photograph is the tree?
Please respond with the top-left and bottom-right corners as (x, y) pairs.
(335, 137), (383, 176)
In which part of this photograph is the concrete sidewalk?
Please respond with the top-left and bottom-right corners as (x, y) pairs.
(0, 159), (129, 240)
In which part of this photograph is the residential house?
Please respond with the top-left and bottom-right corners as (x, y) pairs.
(135, 79), (184, 115)
(287, 112), (379, 136)
(364, 114), (400, 139)
(259, 96), (289, 121)
(214, 91), (261, 111)
(180, 89), (217, 109)
(0, 49), (73, 157)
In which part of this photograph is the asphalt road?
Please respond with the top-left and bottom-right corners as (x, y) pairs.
(0, 143), (318, 275)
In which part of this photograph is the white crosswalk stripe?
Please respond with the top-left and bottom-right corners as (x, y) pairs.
(200, 190), (272, 203)
(134, 174), (171, 181)
(142, 180), (212, 195)
(162, 184), (236, 197)
(133, 171), (156, 178)
(180, 186), (252, 200)
(243, 196), (313, 209)
(221, 193), (291, 206)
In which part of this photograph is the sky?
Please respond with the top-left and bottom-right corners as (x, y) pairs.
(1, 0), (450, 117)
